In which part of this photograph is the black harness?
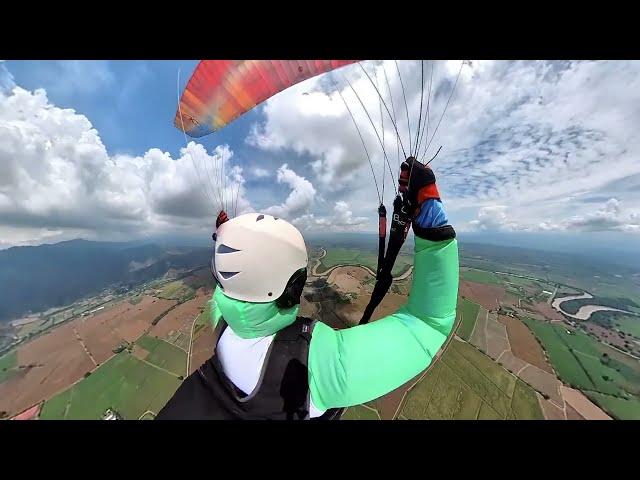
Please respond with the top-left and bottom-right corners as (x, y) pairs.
(156, 317), (343, 420)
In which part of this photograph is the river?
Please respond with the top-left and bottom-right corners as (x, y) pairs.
(551, 292), (633, 320)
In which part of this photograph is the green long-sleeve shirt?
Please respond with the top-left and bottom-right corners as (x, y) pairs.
(308, 236), (459, 410)
(211, 235), (459, 411)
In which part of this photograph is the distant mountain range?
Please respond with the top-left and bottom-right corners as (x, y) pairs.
(0, 239), (210, 322)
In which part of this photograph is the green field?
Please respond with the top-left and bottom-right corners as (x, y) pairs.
(320, 248), (412, 277)
(136, 335), (186, 377)
(39, 388), (73, 419)
(521, 316), (640, 418)
(521, 317), (594, 390)
(457, 298), (480, 341)
(342, 405), (380, 420)
(0, 350), (17, 383)
(460, 268), (502, 285)
(398, 339), (543, 419)
(157, 280), (195, 301)
(613, 315), (640, 338)
(40, 353), (181, 419)
(585, 392), (640, 420)
(197, 301), (212, 327)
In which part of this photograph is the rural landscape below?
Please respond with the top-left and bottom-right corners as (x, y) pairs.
(1, 235), (639, 420)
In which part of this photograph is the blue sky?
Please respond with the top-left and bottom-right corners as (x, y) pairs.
(1, 60), (639, 250)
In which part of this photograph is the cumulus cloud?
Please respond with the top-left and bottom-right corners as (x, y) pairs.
(468, 206), (519, 232)
(0, 86), (247, 245)
(562, 198), (640, 232)
(290, 201), (370, 232)
(263, 164), (316, 219)
(466, 198), (640, 234)
(4, 60), (640, 246)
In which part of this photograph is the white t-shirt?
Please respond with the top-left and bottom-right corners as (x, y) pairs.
(217, 327), (326, 418)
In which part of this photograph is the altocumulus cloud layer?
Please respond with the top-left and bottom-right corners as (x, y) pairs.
(248, 60), (640, 234)
(1, 60), (639, 248)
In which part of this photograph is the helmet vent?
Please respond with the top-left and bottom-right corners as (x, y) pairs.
(217, 244), (241, 254)
(219, 271), (240, 280)
(256, 214), (265, 221)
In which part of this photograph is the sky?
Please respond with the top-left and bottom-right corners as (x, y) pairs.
(1, 60), (639, 250)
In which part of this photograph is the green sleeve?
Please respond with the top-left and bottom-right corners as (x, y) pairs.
(308, 236), (459, 410)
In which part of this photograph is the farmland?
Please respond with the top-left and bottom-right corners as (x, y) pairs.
(457, 298), (480, 341)
(136, 335), (187, 377)
(0, 350), (17, 384)
(399, 339), (543, 419)
(520, 316), (640, 419)
(39, 352), (181, 420)
(0, 267), (213, 419)
(460, 268), (502, 285)
(319, 247), (412, 277)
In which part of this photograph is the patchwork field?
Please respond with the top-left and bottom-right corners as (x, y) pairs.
(0, 350), (17, 384)
(157, 280), (195, 301)
(148, 289), (208, 351)
(498, 315), (553, 373)
(398, 339), (543, 419)
(459, 280), (505, 311)
(319, 247), (412, 277)
(136, 335), (187, 377)
(460, 268), (502, 285)
(342, 404), (381, 420)
(0, 321), (95, 417)
(40, 352), (181, 420)
(521, 316), (640, 419)
(457, 298), (480, 341)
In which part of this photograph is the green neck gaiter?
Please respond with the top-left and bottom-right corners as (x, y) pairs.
(211, 286), (299, 339)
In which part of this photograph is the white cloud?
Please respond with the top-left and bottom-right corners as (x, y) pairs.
(247, 60), (640, 235)
(468, 206), (519, 232)
(252, 167), (270, 178)
(263, 164), (316, 219)
(290, 200), (370, 232)
(0, 86), (247, 245)
(465, 198), (640, 234)
(4, 60), (640, 246)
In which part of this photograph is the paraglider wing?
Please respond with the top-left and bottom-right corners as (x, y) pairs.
(175, 60), (357, 137)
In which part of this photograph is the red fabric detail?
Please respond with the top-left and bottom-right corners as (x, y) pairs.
(417, 183), (440, 204)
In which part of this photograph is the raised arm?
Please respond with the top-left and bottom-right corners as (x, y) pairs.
(308, 160), (459, 410)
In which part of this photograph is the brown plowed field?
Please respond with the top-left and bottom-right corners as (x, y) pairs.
(485, 312), (509, 360)
(459, 280), (505, 311)
(189, 326), (216, 375)
(498, 315), (553, 373)
(0, 321), (94, 417)
(561, 386), (612, 420)
(519, 365), (563, 405)
(538, 395), (566, 420)
(532, 302), (565, 322)
(497, 351), (529, 376)
(565, 404), (585, 420)
(76, 296), (177, 363)
(148, 290), (207, 340)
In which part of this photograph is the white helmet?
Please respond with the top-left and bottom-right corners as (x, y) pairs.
(212, 213), (308, 303)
